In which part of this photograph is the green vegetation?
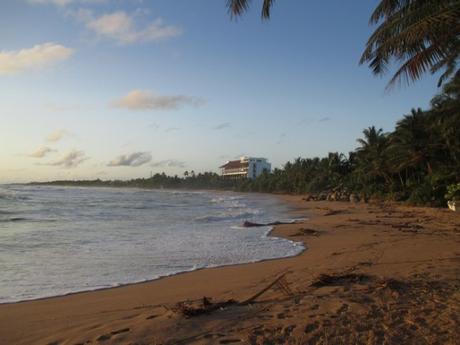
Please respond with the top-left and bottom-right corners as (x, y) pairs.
(34, 75), (460, 207)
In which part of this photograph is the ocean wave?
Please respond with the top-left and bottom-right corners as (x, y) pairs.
(0, 185), (305, 304)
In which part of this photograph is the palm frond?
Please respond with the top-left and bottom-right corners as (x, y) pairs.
(227, 0), (251, 18)
(227, 0), (275, 19)
(361, 0), (460, 88)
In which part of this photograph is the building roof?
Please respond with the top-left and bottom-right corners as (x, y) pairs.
(219, 160), (248, 169)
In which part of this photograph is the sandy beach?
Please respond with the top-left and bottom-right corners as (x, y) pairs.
(1, 196), (459, 344)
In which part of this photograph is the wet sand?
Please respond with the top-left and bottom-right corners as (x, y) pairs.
(1, 196), (459, 344)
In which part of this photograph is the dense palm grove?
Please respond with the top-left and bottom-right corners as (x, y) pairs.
(37, 75), (460, 207)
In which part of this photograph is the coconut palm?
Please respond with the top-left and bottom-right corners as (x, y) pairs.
(227, 0), (275, 19)
(355, 126), (391, 187)
(389, 109), (435, 177)
(360, 0), (460, 88)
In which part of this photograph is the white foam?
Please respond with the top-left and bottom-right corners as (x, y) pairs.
(0, 185), (305, 303)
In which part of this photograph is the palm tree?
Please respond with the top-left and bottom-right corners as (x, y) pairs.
(360, 0), (460, 88)
(227, 0), (275, 19)
(355, 126), (391, 186)
(389, 109), (435, 177)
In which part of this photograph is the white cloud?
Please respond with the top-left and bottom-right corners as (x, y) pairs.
(46, 129), (69, 143)
(45, 150), (88, 168)
(28, 146), (56, 158)
(112, 90), (204, 111)
(151, 159), (186, 168)
(0, 43), (74, 76)
(108, 152), (152, 167)
(82, 11), (181, 44)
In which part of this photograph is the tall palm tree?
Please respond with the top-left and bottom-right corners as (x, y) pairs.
(360, 0), (460, 88)
(389, 108), (435, 177)
(355, 126), (391, 186)
(227, 0), (275, 19)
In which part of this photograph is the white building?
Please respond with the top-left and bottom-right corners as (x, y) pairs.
(219, 156), (271, 179)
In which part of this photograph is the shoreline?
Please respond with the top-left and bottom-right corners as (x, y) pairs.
(0, 191), (305, 306)
(0, 226), (306, 307)
(1, 195), (459, 344)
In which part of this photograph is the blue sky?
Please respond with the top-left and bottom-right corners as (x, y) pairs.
(0, 0), (442, 182)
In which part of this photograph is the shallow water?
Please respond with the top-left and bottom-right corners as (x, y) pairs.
(0, 185), (303, 303)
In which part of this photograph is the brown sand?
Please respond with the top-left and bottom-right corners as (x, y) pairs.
(1, 197), (460, 344)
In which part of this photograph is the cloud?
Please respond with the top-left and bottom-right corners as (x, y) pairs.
(108, 152), (152, 167)
(151, 159), (186, 168)
(28, 0), (73, 5)
(213, 122), (231, 130)
(318, 117), (331, 122)
(45, 150), (88, 168)
(46, 129), (69, 143)
(28, 146), (56, 158)
(0, 43), (74, 76)
(28, 0), (106, 6)
(112, 90), (204, 111)
(79, 11), (181, 44)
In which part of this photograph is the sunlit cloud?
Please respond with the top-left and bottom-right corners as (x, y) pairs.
(112, 90), (204, 111)
(46, 129), (69, 143)
(28, 146), (56, 158)
(151, 159), (186, 168)
(0, 43), (74, 76)
(44, 150), (88, 168)
(76, 10), (182, 44)
(108, 152), (152, 167)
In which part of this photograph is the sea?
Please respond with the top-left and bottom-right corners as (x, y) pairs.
(0, 185), (304, 303)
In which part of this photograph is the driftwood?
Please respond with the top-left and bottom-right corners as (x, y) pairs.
(175, 273), (294, 317)
(176, 297), (237, 318)
(241, 273), (294, 304)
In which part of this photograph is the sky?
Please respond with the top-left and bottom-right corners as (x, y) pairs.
(0, 0), (443, 183)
